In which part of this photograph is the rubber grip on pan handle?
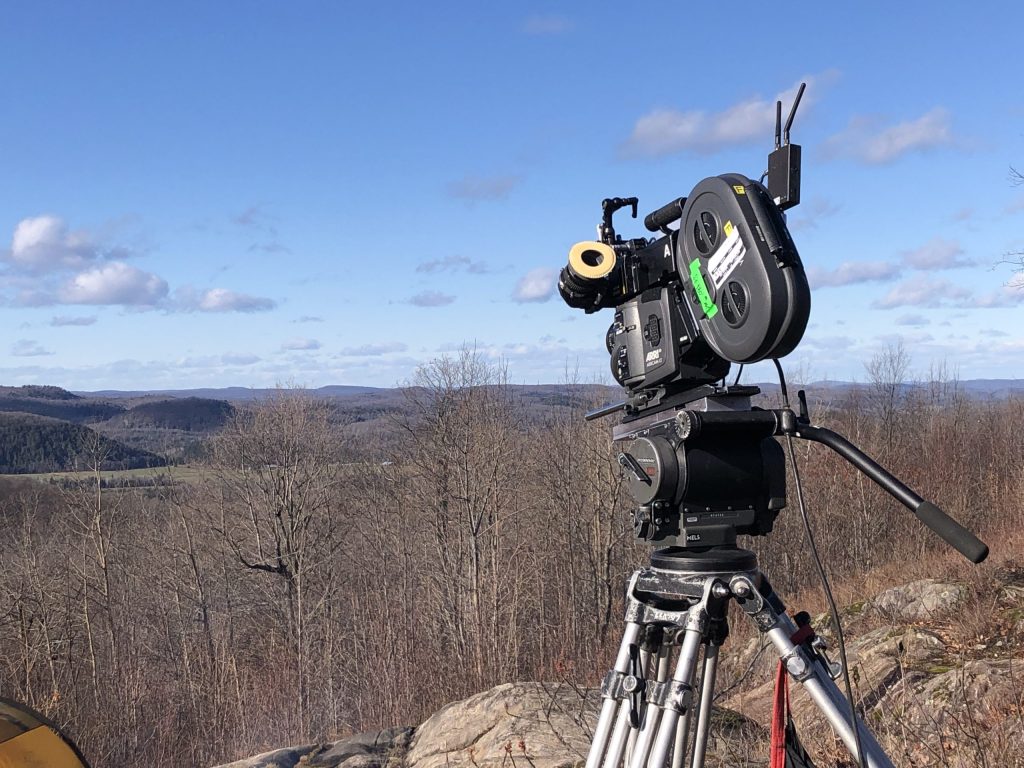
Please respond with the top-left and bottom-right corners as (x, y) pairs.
(914, 501), (989, 563)
(644, 197), (686, 232)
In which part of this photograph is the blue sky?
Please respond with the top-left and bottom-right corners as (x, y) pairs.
(2, 1), (1022, 390)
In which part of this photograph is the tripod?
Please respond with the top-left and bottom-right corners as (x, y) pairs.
(585, 387), (990, 768)
(587, 547), (891, 768)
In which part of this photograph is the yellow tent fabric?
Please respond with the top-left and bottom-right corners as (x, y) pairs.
(0, 698), (90, 768)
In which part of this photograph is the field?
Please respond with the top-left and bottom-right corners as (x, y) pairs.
(0, 463), (208, 485)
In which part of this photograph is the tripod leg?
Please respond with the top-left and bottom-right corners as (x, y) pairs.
(734, 575), (896, 768)
(639, 611), (704, 768)
(669, 709), (690, 768)
(688, 644), (719, 768)
(614, 651), (671, 768)
(586, 621), (643, 768)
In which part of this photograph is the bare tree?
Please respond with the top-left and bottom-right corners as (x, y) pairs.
(209, 388), (347, 740)
(865, 339), (911, 453)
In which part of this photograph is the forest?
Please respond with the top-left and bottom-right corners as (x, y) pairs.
(0, 349), (1021, 767)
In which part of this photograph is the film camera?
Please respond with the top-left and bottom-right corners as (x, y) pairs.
(558, 88), (810, 549)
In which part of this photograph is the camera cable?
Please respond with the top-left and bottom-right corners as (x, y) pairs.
(772, 358), (867, 768)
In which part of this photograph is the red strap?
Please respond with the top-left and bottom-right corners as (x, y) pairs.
(770, 661), (788, 768)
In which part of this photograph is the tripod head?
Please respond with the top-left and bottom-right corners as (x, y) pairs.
(609, 386), (989, 565)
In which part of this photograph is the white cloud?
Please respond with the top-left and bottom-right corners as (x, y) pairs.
(823, 108), (953, 165)
(621, 73), (836, 157)
(195, 288), (276, 312)
(11, 339), (52, 357)
(281, 338), (321, 351)
(59, 262), (168, 306)
(512, 267), (558, 302)
(7, 215), (105, 272)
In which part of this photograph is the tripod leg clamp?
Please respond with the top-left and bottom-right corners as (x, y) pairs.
(601, 669), (644, 700)
(646, 680), (694, 713)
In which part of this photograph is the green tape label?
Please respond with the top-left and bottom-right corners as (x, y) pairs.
(689, 260), (718, 319)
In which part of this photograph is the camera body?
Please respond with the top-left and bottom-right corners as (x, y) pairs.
(559, 174), (810, 412)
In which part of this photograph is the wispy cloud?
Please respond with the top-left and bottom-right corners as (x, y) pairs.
(811, 238), (974, 291)
(178, 287), (277, 313)
(788, 197), (842, 231)
(822, 108), (954, 165)
(222, 353), (261, 365)
(408, 290), (455, 307)
(901, 237), (974, 269)
(12, 339), (52, 357)
(447, 175), (522, 201)
(233, 204), (290, 254)
(280, 337), (321, 351)
(621, 72), (836, 158)
(807, 261), (900, 288)
(895, 314), (930, 326)
(338, 342), (408, 357)
(872, 276), (972, 308)
(51, 315), (97, 327)
(512, 267), (558, 302)
(416, 255), (493, 274)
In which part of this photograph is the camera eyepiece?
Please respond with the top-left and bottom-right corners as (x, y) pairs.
(558, 240), (618, 311)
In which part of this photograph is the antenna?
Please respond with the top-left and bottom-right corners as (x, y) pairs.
(767, 82), (806, 211)
(783, 82), (806, 145)
(775, 100), (782, 150)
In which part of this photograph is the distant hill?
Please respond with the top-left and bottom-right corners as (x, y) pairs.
(0, 412), (164, 474)
(0, 385), (81, 400)
(103, 397), (235, 431)
(0, 385), (125, 423)
(79, 385), (385, 400)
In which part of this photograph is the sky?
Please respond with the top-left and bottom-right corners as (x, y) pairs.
(1, 1), (1023, 391)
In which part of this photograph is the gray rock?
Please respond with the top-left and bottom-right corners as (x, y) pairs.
(406, 682), (599, 768)
(213, 727), (413, 768)
(215, 745), (317, 768)
(870, 579), (966, 621)
(405, 681), (765, 768)
(723, 626), (945, 727)
(308, 727), (414, 768)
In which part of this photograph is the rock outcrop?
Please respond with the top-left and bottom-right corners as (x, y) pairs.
(215, 570), (1024, 768)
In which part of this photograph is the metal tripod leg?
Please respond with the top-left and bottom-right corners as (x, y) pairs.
(586, 619), (642, 768)
(587, 563), (897, 768)
(688, 643), (719, 768)
(732, 573), (895, 768)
